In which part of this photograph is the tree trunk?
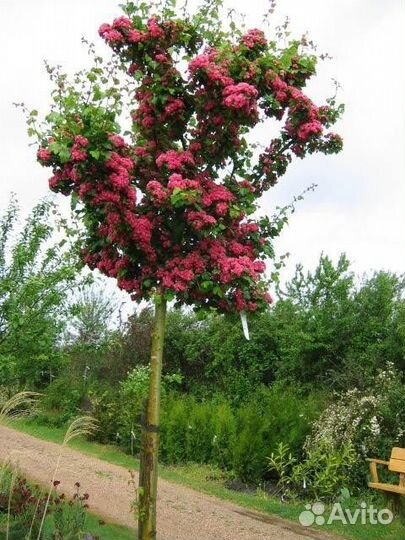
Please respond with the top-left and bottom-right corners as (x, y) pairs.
(138, 296), (167, 540)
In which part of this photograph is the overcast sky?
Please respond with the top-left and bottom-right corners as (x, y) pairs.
(0, 0), (404, 286)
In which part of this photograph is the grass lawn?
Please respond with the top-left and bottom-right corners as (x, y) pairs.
(10, 419), (404, 540)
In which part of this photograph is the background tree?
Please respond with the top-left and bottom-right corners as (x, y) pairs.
(0, 197), (79, 392)
(112, 308), (155, 379)
(272, 254), (405, 388)
(65, 284), (121, 381)
(273, 253), (357, 385)
(67, 285), (119, 347)
(29, 0), (343, 537)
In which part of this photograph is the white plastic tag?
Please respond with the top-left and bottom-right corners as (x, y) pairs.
(240, 310), (250, 341)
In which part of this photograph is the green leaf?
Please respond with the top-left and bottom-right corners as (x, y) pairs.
(93, 85), (104, 101)
(163, 290), (176, 302)
(87, 72), (97, 83)
(59, 148), (71, 163)
(49, 142), (61, 154)
(213, 285), (224, 297)
(71, 192), (80, 211)
(201, 281), (213, 291)
(229, 206), (242, 219)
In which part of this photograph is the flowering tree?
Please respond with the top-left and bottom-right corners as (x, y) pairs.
(30, 0), (343, 537)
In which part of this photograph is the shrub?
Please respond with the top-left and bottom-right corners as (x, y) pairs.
(186, 400), (216, 464)
(38, 376), (87, 427)
(0, 470), (48, 539)
(233, 385), (326, 483)
(161, 395), (236, 467)
(118, 366), (151, 453)
(0, 468), (98, 540)
(36, 373), (327, 488)
(233, 401), (269, 482)
(160, 395), (190, 463)
(307, 362), (405, 488)
(116, 367), (183, 453)
(292, 441), (357, 501)
(52, 481), (92, 539)
(268, 440), (357, 501)
(87, 387), (121, 445)
(211, 401), (236, 470)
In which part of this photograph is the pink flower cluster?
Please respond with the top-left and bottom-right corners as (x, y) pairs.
(98, 23), (124, 44)
(126, 212), (154, 256)
(186, 210), (217, 231)
(146, 180), (169, 204)
(132, 68), (188, 139)
(157, 252), (205, 292)
(106, 152), (134, 191)
(132, 88), (156, 130)
(241, 29), (267, 50)
(109, 134), (127, 149)
(167, 173), (200, 192)
(267, 72), (289, 104)
(223, 83), (259, 116)
(156, 150), (195, 171)
(164, 98), (185, 118)
(189, 51), (233, 86)
(254, 139), (291, 190)
(147, 17), (165, 39)
(189, 54), (210, 73)
(111, 16), (132, 30)
(266, 70), (329, 144)
(98, 16), (165, 45)
(297, 121), (323, 141)
(200, 180), (235, 218)
(37, 147), (52, 163)
(71, 135), (89, 162)
(188, 50), (262, 167)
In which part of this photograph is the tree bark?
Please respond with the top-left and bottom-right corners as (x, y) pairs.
(138, 296), (167, 540)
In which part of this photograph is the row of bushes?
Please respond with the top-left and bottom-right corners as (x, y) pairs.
(38, 374), (325, 484)
(159, 388), (322, 481)
(36, 362), (405, 498)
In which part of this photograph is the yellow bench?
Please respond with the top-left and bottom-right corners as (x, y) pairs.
(367, 447), (405, 496)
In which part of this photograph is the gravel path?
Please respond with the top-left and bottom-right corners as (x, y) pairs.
(0, 425), (340, 540)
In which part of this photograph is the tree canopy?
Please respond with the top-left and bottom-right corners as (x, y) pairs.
(31, 0), (343, 314)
